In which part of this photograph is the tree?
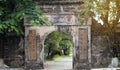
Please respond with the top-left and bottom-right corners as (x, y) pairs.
(59, 40), (72, 55)
(79, 0), (120, 43)
(78, 0), (93, 24)
(0, 0), (50, 35)
(80, 0), (120, 58)
(92, 0), (120, 40)
(44, 31), (72, 59)
(80, 0), (120, 41)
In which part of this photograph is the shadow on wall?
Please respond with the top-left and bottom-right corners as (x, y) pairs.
(0, 36), (25, 68)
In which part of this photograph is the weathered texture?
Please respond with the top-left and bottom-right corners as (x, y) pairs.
(42, 13), (78, 25)
(25, 25), (91, 70)
(24, 1), (91, 69)
(27, 29), (37, 60)
(25, 27), (43, 69)
(91, 36), (112, 68)
(0, 36), (24, 68)
(35, 0), (83, 5)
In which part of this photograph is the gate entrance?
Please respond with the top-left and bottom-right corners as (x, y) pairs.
(24, 1), (91, 69)
(25, 25), (91, 70)
(44, 31), (72, 70)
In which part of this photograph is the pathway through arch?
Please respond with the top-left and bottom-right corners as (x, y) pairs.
(44, 56), (72, 70)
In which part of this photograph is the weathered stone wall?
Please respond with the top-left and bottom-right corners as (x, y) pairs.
(42, 13), (78, 25)
(91, 36), (112, 68)
(0, 36), (24, 68)
(25, 25), (91, 70)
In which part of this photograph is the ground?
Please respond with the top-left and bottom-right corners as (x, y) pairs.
(44, 56), (72, 70)
(44, 56), (120, 70)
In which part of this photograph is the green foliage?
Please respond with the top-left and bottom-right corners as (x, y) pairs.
(44, 31), (72, 60)
(92, 0), (120, 25)
(52, 55), (71, 61)
(59, 40), (72, 55)
(52, 54), (61, 60)
(0, 0), (50, 35)
(78, 0), (94, 24)
(83, 0), (120, 58)
(79, 0), (119, 32)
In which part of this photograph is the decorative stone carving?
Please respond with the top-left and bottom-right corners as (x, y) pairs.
(79, 29), (88, 60)
(25, 26), (91, 70)
(27, 30), (37, 61)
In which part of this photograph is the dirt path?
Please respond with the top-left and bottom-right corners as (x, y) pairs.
(44, 57), (72, 70)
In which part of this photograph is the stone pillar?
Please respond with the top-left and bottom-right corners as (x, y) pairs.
(25, 26), (44, 70)
(73, 26), (91, 69)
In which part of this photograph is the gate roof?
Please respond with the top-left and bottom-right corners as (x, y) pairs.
(33, 0), (83, 5)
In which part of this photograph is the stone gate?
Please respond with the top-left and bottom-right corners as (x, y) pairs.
(24, 25), (91, 70)
(24, 0), (92, 69)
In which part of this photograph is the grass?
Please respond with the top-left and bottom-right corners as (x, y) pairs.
(44, 53), (73, 61)
(52, 54), (72, 61)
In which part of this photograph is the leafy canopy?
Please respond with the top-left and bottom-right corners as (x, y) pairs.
(44, 31), (72, 59)
(45, 31), (71, 51)
(80, 0), (120, 38)
(0, 0), (50, 35)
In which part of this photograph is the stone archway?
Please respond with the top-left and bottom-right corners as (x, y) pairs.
(25, 25), (91, 70)
(44, 31), (73, 70)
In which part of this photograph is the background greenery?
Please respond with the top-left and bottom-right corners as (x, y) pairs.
(44, 31), (72, 60)
(80, 0), (120, 58)
(0, 0), (50, 35)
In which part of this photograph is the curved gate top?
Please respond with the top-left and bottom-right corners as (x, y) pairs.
(24, 1), (92, 69)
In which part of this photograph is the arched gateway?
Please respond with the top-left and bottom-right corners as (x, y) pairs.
(24, 0), (91, 70)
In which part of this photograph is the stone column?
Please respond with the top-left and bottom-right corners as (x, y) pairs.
(73, 26), (91, 69)
(24, 26), (44, 70)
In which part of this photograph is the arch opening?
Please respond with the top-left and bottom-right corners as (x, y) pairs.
(44, 31), (73, 70)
